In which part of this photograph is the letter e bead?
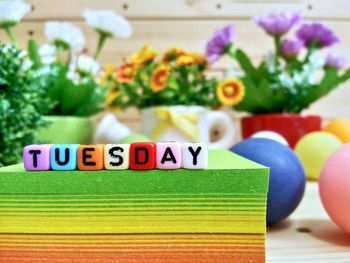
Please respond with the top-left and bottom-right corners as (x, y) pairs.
(77, 145), (104, 171)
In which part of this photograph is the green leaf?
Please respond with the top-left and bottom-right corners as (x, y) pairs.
(234, 77), (262, 113)
(74, 86), (105, 116)
(235, 49), (258, 82)
(47, 66), (67, 113)
(61, 79), (96, 115)
(318, 67), (340, 94)
(234, 76), (290, 114)
(340, 68), (350, 82)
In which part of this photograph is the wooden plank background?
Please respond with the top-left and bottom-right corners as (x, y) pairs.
(2, 0), (350, 132)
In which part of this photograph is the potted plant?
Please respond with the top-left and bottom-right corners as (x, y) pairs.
(0, 44), (54, 166)
(205, 12), (350, 147)
(1, 1), (133, 144)
(0, 0), (51, 166)
(102, 45), (244, 149)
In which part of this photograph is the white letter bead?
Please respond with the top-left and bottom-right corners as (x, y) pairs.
(104, 144), (130, 170)
(182, 143), (208, 169)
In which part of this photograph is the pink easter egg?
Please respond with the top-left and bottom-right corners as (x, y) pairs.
(319, 143), (350, 234)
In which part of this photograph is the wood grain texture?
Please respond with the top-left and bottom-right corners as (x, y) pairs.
(3, 0), (349, 121)
(267, 182), (350, 262)
(5, 20), (350, 68)
(25, 0), (350, 20)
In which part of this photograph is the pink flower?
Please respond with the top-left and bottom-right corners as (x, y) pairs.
(296, 23), (339, 48)
(325, 54), (346, 70)
(255, 12), (300, 36)
(205, 24), (236, 63)
(280, 39), (303, 58)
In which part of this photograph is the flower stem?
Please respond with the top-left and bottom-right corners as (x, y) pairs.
(5, 26), (17, 47)
(273, 35), (281, 66)
(56, 45), (63, 65)
(94, 32), (109, 60)
(303, 40), (317, 64)
(225, 43), (236, 59)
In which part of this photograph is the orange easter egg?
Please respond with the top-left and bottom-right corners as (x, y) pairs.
(323, 118), (350, 143)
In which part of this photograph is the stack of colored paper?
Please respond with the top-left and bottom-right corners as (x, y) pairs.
(0, 150), (269, 262)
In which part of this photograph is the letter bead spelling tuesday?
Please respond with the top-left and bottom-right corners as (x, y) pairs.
(182, 143), (208, 169)
(129, 142), (156, 170)
(104, 144), (130, 170)
(23, 142), (208, 171)
(156, 142), (182, 169)
(50, 144), (79, 171)
(23, 144), (52, 171)
(77, 145), (104, 171)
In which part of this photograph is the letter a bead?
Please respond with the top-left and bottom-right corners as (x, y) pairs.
(23, 144), (52, 171)
(182, 143), (208, 169)
(104, 144), (130, 170)
(130, 142), (156, 170)
(77, 145), (104, 171)
(50, 144), (79, 171)
(156, 142), (181, 169)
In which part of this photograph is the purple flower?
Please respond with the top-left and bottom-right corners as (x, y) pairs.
(280, 39), (303, 57)
(254, 12), (300, 36)
(296, 23), (339, 48)
(205, 23), (236, 63)
(325, 54), (346, 70)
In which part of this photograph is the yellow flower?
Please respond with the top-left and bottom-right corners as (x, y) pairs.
(151, 64), (170, 93)
(176, 55), (195, 66)
(99, 64), (116, 85)
(104, 89), (121, 111)
(104, 64), (116, 75)
(163, 47), (186, 62)
(190, 52), (208, 65)
(116, 63), (136, 83)
(131, 44), (159, 65)
(217, 78), (245, 106)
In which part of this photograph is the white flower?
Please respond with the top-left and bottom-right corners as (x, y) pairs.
(83, 9), (132, 38)
(293, 53), (324, 85)
(18, 49), (33, 70)
(66, 62), (79, 84)
(0, 0), (31, 26)
(45, 21), (85, 53)
(66, 55), (100, 83)
(278, 74), (296, 93)
(39, 44), (56, 65)
(76, 54), (100, 76)
(263, 51), (280, 73)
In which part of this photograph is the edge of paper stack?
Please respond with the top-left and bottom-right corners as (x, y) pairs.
(0, 150), (269, 263)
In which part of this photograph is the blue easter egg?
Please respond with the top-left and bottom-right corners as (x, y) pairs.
(230, 138), (306, 225)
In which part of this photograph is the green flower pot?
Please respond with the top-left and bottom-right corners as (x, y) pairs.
(37, 116), (95, 144)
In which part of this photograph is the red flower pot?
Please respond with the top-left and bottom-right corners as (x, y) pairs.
(241, 114), (322, 148)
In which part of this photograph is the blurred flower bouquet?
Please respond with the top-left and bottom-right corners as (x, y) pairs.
(103, 45), (245, 110)
(206, 12), (350, 146)
(29, 10), (132, 116)
(206, 12), (350, 114)
(1, 0), (132, 116)
(102, 45), (243, 147)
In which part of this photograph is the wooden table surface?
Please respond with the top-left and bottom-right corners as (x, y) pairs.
(266, 182), (350, 262)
